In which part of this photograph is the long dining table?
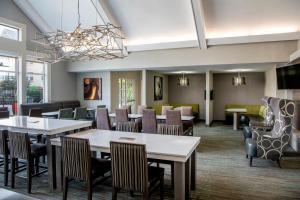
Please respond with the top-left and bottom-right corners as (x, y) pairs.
(109, 113), (195, 121)
(51, 129), (200, 200)
(0, 116), (93, 191)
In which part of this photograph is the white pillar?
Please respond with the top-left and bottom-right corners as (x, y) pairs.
(141, 69), (147, 105)
(17, 54), (26, 115)
(205, 71), (213, 126)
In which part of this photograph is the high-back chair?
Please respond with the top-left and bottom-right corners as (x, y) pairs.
(9, 132), (47, 193)
(74, 107), (87, 120)
(96, 108), (112, 130)
(0, 130), (9, 186)
(142, 109), (157, 133)
(110, 141), (164, 200)
(115, 109), (138, 132)
(121, 105), (132, 114)
(246, 98), (296, 167)
(61, 137), (111, 200)
(161, 106), (173, 115)
(29, 108), (42, 118)
(58, 108), (74, 120)
(166, 110), (182, 125)
(115, 109), (129, 123)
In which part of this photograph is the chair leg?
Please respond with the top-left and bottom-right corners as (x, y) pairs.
(4, 153), (8, 186)
(88, 179), (92, 200)
(35, 157), (40, 175)
(11, 158), (15, 188)
(27, 159), (33, 193)
(171, 163), (174, 189)
(160, 173), (164, 200)
(246, 154), (248, 159)
(112, 187), (118, 200)
(63, 177), (68, 200)
(250, 156), (253, 167)
(277, 159), (281, 168)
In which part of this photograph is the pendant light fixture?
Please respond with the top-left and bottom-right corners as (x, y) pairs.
(232, 72), (246, 86)
(178, 73), (189, 87)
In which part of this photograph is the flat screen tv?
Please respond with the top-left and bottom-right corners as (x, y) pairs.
(276, 63), (300, 89)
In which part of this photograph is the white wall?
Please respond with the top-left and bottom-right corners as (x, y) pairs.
(146, 71), (169, 106)
(50, 61), (77, 102)
(76, 71), (111, 110)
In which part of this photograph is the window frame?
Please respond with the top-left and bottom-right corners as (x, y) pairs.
(0, 23), (20, 41)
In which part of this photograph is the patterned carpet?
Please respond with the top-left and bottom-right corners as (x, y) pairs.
(1, 122), (300, 200)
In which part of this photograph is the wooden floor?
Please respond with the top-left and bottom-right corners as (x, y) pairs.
(1, 122), (300, 200)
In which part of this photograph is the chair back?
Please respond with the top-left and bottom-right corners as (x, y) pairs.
(110, 142), (148, 193)
(0, 111), (9, 118)
(121, 105), (132, 114)
(115, 109), (128, 123)
(166, 110), (182, 125)
(97, 105), (106, 108)
(96, 108), (111, 130)
(116, 122), (138, 132)
(157, 124), (183, 135)
(181, 106), (193, 116)
(0, 130), (8, 155)
(0, 107), (8, 112)
(29, 108), (43, 117)
(8, 132), (30, 160)
(142, 109), (157, 133)
(74, 107), (87, 120)
(137, 105), (147, 114)
(61, 137), (91, 181)
(161, 106), (173, 115)
(58, 108), (74, 120)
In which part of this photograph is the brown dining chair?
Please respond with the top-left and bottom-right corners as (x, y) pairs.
(9, 132), (48, 193)
(142, 109), (157, 133)
(0, 130), (9, 186)
(61, 137), (111, 200)
(166, 110), (181, 125)
(96, 108), (112, 130)
(29, 108), (43, 118)
(116, 121), (139, 132)
(121, 105), (132, 114)
(161, 106), (173, 115)
(166, 110), (191, 136)
(110, 141), (164, 200)
(115, 109), (129, 123)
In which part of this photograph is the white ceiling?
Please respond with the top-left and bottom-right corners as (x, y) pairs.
(14, 0), (300, 52)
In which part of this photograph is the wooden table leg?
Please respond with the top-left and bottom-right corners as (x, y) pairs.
(174, 161), (189, 200)
(46, 135), (56, 191)
(185, 157), (191, 200)
(191, 150), (196, 190)
(55, 146), (63, 191)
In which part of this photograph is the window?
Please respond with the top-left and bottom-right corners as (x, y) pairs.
(0, 55), (17, 115)
(0, 24), (19, 41)
(118, 78), (136, 112)
(26, 61), (46, 103)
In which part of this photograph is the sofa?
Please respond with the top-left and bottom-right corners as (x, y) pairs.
(225, 104), (266, 125)
(20, 100), (80, 116)
(150, 103), (200, 119)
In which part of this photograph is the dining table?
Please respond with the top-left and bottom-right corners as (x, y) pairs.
(42, 108), (96, 118)
(226, 108), (247, 130)
(109, 113), (195, 121)
(51, 129), (200, 200)
(0, 116), (93, 191)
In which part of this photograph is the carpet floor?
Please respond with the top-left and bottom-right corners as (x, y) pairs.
(1, 122), (300, 200)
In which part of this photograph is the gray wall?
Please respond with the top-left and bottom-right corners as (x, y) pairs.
(0, 0), (41, 51)
(76, 71), (111, 110)
(50, 61), (77, 102)
(168, 74), (206, 119)
(213, 72), (265, 120)
(146, 71), (168, 106)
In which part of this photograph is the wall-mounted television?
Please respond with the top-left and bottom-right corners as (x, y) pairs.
(276, 63), (300, 89)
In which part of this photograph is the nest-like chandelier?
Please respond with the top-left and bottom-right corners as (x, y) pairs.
(33, 0), (126, 63)
(178, 73), (189, 87)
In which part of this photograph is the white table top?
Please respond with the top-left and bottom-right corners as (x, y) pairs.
(0, 116), (92, 135)
(226, 108), (247, 113)
(51, 129), (200, 162)
(109, 113), (194, 121)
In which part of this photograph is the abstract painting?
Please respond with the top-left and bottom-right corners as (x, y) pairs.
(84, 78), (102, 100)
(154, 76), (163, 101)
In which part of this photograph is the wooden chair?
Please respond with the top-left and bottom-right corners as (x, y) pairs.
(110, 141), (164, 200)
(96, 108), (112, 130)
(74, 107), (87, 120)
(0, 130), (9, 186)
(9, 132), (47, 193)
(142, 109), (157, 133)
(115, 109), (129, 123)
(61, 137), (111, 200)
(58, 108), (74, 120)
(121, 105), (132, 114)
(116, 121), (138, 132)
(29, 108), (42, 118)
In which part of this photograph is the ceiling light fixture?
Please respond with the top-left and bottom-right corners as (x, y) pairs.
(178, 73), (189, 87)
(232, 72), (246, 86)
(33, 0), (126, 63)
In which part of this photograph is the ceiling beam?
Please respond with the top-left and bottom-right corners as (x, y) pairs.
(94, 0), (128, 55)
(190, 0), (207, 49)
(207, 32), (300, 46)
(13, 0), (53, 33)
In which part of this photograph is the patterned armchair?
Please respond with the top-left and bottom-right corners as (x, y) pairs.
(245, 98), (295, 167)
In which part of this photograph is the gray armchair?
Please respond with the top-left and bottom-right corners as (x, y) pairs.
(245, 98), (295, 167)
